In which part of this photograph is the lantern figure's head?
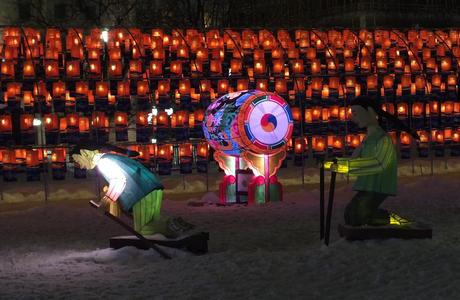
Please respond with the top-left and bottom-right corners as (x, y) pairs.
(71, 149), (101, 170)
(350, 105), (378, 129)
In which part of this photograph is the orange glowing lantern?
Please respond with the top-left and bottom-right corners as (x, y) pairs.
(275, 78), (287, 94)
(0, 115), (12, 132)
(66, 61), (80, 78)
(157, 80), (170, 95)
(1, 61), (15, 78)
(66, 113), (79, 128)
(44, 114), (59, 131)
(95, 82), (108, 98)
(88, 60), (101, 76)
(256, 79), (268, 91)
(52, 81), (65, 98)
(237, 79), (249, 91)
(129, 60), (142, 75)
(394, 57), (405, 72)
(217, 79), (229, 94)
(312, 136), (326, 152)
(23, 91), (34, 106)
(170, 61), (182, 76)
(157, 111), (169, 127)
(294, 137), (308, 154)
(178, 79), (191, 96)
(20, 114), (33, 131)
(311, 59), (321, 74)
(397, 103), (408, 118)
(157, 144), (173, 161)
(51, 148), (66, 163)
(383, 75), (394, 90)
(109, 60), (122, 77)
(441, 58), (452, 72)
(150, 61), (163, 76)
(412, 102), (424, 117)
(75, 81), (89, 95)
(137, 81), (149, 96)
(367, 75), (378, 91)
(196, 142), (208, 158)
(344, 58), (355, 73)
(291, 59), (304, 75)
(272, 60), (284, 75)
(226, 59), (241, 76)
(210, 60), (223, 75)
(6, 83), (21, 99)
(136, 111), (149, 127)
(23, 60), (35, 78)
(79, 117), (89, 132)
(253, 60), (266, 76)
(114, 112), (128, 126)
(442, 101), (454, 115)
(45, 61), (59, 78)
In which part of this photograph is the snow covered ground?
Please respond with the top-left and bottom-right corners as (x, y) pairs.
(1, 158), (460, 299)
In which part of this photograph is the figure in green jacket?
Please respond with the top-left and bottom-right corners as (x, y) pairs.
(325, 96), (420, 226)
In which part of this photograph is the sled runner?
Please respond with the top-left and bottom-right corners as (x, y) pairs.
(90, 200), (209, 257)
(338, 222), (432, 241)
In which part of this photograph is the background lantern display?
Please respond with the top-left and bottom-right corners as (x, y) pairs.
(203, 90), (293, 204)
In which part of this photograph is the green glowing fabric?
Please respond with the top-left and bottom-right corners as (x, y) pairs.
(338, 127), (397, 196)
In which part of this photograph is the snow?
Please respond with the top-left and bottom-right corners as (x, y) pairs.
(1, 159), (460, 299)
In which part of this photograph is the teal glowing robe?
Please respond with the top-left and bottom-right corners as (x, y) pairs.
(97, 153), (163, 211)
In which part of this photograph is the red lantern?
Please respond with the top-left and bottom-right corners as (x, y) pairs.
(150, 61), (163, 76)
(45, 61), (59, 78)
(170, 61), (182, 76)
(23, 60), (35, 78)
(51, 82), (65, 99)
(114, 112), (128, 126)
(44, 114), (59, 131)
(79, 117), (90, 132)
(20, 114), (34, 131)
(0, 115), (12, 132)
(95, 82), (108, 98)
(196, 143), (208, 158)
(217, 79), (229, 94)
(109, 60), (122, 78)
(157, 80), (170, 95)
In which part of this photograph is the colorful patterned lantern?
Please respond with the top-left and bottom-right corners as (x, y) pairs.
(203, 90), (293, 204)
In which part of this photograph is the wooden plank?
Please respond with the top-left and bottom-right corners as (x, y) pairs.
(338, 223), (432, 241)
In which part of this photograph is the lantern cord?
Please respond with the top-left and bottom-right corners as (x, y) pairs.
(391, 29), (434, 176)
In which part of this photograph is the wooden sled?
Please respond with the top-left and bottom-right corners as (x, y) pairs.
(109, 232), (209, 255)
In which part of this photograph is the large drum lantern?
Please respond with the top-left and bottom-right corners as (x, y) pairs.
(203, 90), (293, 156)
(203, 90), (293, 205)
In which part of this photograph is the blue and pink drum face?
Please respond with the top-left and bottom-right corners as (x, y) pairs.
(203, 90), (293, 156)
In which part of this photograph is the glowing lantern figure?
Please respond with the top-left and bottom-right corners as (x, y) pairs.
(203, 90), (293, 204)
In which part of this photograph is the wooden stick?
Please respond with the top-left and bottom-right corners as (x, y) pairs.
(320, 162), (325, 240)
(89, 201), (172, 260)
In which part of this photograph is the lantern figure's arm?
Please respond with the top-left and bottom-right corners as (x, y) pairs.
(325, 136), (394, 175)
(97, 158), (127, 202)
(339, 135), (394, 175)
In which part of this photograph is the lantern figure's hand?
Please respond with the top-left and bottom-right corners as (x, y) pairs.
(323, 159), (349, 174)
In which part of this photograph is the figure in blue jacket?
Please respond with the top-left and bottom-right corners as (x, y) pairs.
(71, 143), (193, 237)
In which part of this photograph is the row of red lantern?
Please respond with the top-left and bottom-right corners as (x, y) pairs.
(0, 142), (210, 166)
(3, 77), (458, 109)
(290, 128), (460, 154)
(0, 109), (206, 134)
(0, 147), (66, 166)
(5, 28), (460, 59)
